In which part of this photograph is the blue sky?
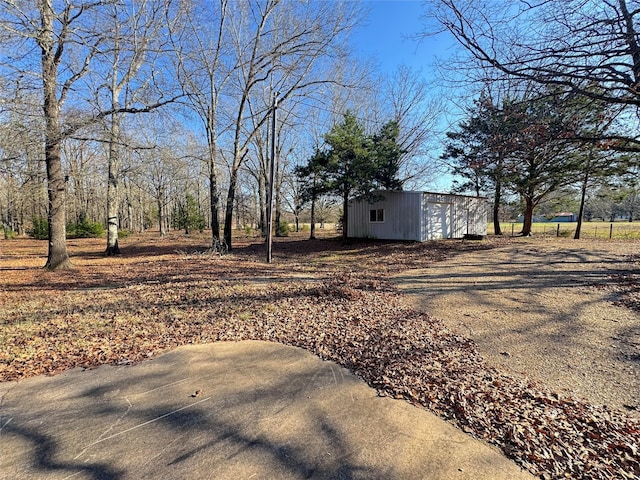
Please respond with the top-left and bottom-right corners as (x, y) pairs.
(352, 1), (457, 189)
(351, 0), (452, 78)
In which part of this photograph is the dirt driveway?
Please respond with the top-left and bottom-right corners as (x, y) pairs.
(393, 238), (640, 417)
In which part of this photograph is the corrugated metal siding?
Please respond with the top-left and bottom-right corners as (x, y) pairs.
(421, 193), (488, 240)
(347, 191), (422, 241)
(421, 193), (448, 240)
(349, 191), (488, 242)
(451, 198), (468, 238)
(465, 196), (489, 236)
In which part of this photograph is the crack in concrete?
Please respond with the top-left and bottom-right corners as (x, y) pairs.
(79, 396), (212, 451)
(74, 396), (133, 460)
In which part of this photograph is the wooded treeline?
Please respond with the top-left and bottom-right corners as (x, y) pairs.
(0, 0), (439, 268)
(7, 0), (640, 268)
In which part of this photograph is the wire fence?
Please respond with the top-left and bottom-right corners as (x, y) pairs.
(494, 222), (640, 240)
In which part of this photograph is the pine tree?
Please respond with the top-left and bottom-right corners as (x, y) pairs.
(296, 112), (405, 239)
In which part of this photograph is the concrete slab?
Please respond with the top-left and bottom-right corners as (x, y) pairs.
(0, 341), (535, 480)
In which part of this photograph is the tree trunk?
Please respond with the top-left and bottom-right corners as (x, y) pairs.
(574, 171), (589, 240)
(258, 172), (266, 236)
(275, 207), (282, 236)
(493, 176), (503, 235)
(209, 167), (220, 244)
(208, 133), (221, 247)
(275, 183), (282, 237)
(274, 149), (283, 237)
(342, 190), (349, 240)
(44, 140), (71, 270)
(41, 0), (71, 270)
(158, 190), (167, 236)
(105, 115), (121, 255)
(127, 199), (133, 232)
(223, 167), (238, 250)
(521, 197), (535, 236)
(310, 193), (317, 240)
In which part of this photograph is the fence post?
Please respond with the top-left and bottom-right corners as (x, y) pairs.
(556, 223), (560, 237)
(610, 223), (613, 239)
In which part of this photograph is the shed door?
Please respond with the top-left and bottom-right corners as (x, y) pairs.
(425, 202), (451, 239)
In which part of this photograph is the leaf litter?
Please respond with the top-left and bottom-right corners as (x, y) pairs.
(1, 234), (639, 479)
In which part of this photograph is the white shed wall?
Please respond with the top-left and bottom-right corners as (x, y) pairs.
(421, 193), (488, 240)
(349, 191), (488, 242)
(462, 195), (490, 236)
(421, 193), (452, 240)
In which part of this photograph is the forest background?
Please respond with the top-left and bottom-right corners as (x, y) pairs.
(2, 0), (640, 268)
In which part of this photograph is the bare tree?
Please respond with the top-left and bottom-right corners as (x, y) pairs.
(244, 86), (301, 238)
(96, 0), (171, 255)
(0, 87), (46, 235)
(142, 146), (181, 236)
(244, 106), (270, 236)
(168, 0), (233, 248)
(3, 0), (107, 269)
(432, 0), (640, 149)
(34, 0), (103, 270)
(282, 163), (305, 233)
(0, 0), (179, 268)
(222, 0), (363, 250)
(62, 138), (103, 225)
(384, 65), (444, 189)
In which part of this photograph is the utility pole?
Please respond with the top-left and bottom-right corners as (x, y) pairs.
(266, 93), (278, 263)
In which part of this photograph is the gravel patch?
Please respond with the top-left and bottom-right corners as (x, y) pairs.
(393, 237), (640, 417)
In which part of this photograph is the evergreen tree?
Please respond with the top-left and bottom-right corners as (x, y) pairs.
(371, 120), (404, 190)
(173, 194), (205, 234)
(442, 92), (521, 234)
(443, 87), (615, 236)
(296, 112), (404, 239)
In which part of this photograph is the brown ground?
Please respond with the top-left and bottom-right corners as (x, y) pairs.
(2, 233), (640, 478)
(393, 237), (640, 418)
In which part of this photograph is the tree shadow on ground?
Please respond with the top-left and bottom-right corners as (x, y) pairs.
(393, 243), (640, 413)
(1, 344), (393, 479)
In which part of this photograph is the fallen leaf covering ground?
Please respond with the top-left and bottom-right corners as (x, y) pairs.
(1, 232), (639, 479)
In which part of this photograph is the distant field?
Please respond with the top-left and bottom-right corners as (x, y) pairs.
(489, 221), (640, 239)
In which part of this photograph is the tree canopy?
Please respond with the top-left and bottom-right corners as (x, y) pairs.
(442, 85), (623, 236)
(432, 0), (640, 151)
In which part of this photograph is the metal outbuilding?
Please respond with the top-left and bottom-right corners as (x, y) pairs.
(347, 190), (488, 241)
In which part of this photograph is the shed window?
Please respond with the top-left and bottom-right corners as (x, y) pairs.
(369, 208), (384, 223)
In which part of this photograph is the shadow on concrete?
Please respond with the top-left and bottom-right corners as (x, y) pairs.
(1, 341), (533, 480)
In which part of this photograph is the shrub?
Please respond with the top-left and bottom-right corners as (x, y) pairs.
(28, 217), (49, 240)
(67, 219), (105, 238)
(3, 227), (16, 240)
(172, 194), (205, 234)
(277, 221), (290, 237)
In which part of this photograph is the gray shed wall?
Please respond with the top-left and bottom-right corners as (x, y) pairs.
(347, 191), (422, 241)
